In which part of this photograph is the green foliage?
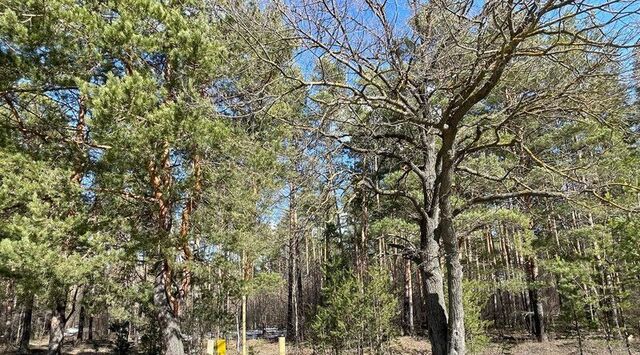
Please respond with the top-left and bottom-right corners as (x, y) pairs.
(109, 321), (131, 355)
(0, 150), (104, 300)
(1, 0), (639, 351)
(139, 315), (163, 355)
(311, 261), (398, 354)
(463, 280), (492, 354)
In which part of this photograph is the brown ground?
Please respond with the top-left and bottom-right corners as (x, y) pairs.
(0, 338), (113, 354)
(1, 336), (637, 354)
(225, 336), (638, 355)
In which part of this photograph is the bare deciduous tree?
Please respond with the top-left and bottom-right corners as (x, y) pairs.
(232, 0), (640, 353)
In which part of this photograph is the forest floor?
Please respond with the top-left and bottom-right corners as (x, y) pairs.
(0, 335), (637, 354)
(233, 336), (637, 354)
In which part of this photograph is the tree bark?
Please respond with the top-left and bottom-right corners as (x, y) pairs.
(77, 306), (85, 341)
(438, 134), (465, 355)
(440, 215), (465, 355)
(242, 295), (247, 355)
(404, 259), (415, 335)
(17, 293), (33, 354)
(415, 132), (449, 355)
(153, 260), (185, 355)
(357, 188), (370, 280)
(418, 218), (448, 355)
(87, 315), (93, 341)
(47, 299), (66, 355)
(527, 257), (546, 342)
(286, 187), (304, 343)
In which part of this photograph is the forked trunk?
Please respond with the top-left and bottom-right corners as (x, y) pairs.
(417, 133), (450, 355)
(153, 260), (185, 355)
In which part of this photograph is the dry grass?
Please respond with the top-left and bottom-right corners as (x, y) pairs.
(482, 337), (638, 355)
(1, 336), (637, 354)
(233, 336), (638, 355)
(211, 336), (639, 354)
(0, 338), (113, 354)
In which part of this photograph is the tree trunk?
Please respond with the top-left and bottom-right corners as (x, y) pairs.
(438, 135), (465, 355)
(5, 292), (17, 344)
(404, 259), (415, 335)
(418, 218), (448, 355)
(153, 260), (185, 355)
(286, 232), (303, 342)
(441, 216), (465, 355)
(527, 257), (546, 342)
(357, 188), (370, 280)
(88, 315), (93, 341)
(287, 187), (303, 343)
(242, 295), (247, 355)
(47, 299), (66, 355)
(416, 132), (449, 355)
(77, 306), (85, 341)
(17, 293), (34, 354)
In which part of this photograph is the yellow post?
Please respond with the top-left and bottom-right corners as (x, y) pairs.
(278, 336), (286, 355)
(215, 339), (226, 355)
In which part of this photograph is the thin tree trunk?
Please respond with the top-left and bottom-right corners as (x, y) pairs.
(153, 260), (185, 355)
(88, 315), (93, 341)
(573, 307), (584, 355)
(77, 306), (85, 341)
(242, 295), (247, 355)
(286, 187), (303, 343)
(358, 188), (369, 280)
(296, 257), (304, 341)
(527, 257), (546, 342)
(17, 293), (34, 354)
(404, 259), (415, 335)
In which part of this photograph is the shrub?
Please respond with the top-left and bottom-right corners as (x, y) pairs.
(311, 261), (398, 354)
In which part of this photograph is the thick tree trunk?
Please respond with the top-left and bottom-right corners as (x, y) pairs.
(441, 216), (465, 355)
(418, 218), (448, 355)
(47, 299), (66, 355)
(439, 135), (465, 355)
(153, 260), (185, 355)
(415, 132), (449, 355)
(17, 293), (33, 354)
